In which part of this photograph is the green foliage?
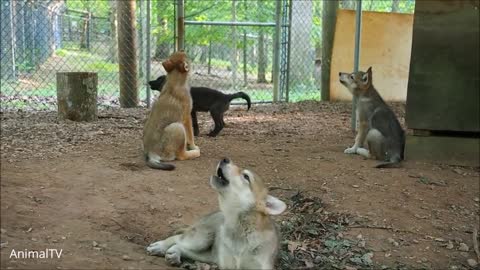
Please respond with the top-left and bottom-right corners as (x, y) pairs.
(58, 0), (415, 105)
(66, 0), (110, 16)
(345, 0), (415, 13)
(55, 49), (68, 57)
(84, 61), (118, 73)
(16, 61), (36, 73)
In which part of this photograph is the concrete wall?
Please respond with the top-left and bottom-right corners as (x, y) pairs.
(405, 0), (479, 132)
(329, 10), (414, 101)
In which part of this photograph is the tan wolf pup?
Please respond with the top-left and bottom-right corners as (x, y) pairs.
(143, 51), (200, 170)
(339, 67), (405, 168)
(146, 158), (287, 269)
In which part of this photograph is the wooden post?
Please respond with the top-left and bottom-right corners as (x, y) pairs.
(176, 0), (185, 51)
(109, 0), (118, 63)
(117, 0), (139, 108)
(57, 72), (98, 122)
(321, 0), (339, 101)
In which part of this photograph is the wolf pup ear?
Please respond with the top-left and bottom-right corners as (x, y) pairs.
(362, 67), (372, 84)
(179, 61), (189, 73)
(362, 73), (369, 83)
(265, 195), (287, 215)
(162, 59), (175, 73)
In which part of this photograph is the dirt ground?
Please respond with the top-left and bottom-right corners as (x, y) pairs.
(1, 101), (479, 270)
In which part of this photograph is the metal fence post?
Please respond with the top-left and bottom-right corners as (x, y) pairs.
(285, 0), (292, 103)
(352, 0), (362, 131)
(146, 0), (151, 108)
(0, 0), (416, 111)
(138, 0), (145, 101)
(176, 0), (185, 51)
(272, 0), (281, 103)
(231, 0), (237, 91)
(86, 12), (91, 50)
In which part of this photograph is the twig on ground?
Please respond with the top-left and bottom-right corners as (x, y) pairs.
(116, 126), (142, 130)
(349, 224), (415, 234)
(269, 187), (295, 191)
(473, 216), (480, 261)
(110, 218), (126, 230)
(99, 115), (142, 120)
(350, 225), (393, 230)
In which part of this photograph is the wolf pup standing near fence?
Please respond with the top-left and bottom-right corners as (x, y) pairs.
(147, 158), (286, 269)
(143, 51), (200, 170)
(149, 75), (251, 137)
(339, 67), (405, 168)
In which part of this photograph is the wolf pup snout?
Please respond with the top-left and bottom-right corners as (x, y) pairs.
(147, 159), (286, 269)
(212, 159), (230, 188)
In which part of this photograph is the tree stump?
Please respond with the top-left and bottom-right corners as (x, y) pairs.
(56, 72), (98, 122)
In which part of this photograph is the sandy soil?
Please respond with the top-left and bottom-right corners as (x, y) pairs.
(1, 101), (479, 270)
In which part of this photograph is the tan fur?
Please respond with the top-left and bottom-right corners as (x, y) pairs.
(143, 51), (199, 170)
(147, 159), (286, 269)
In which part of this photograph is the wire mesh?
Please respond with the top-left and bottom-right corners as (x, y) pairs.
(148, 0), (280, 104)
(287, 0), (322, 102)
(0, 0), (415, 112)
(0, 0), (152, 111)
(339, 0), (415, 13)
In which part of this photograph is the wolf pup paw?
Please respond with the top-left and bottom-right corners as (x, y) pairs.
(356, 148), (370, 158)
(188, 144), (200, 151)
(165, 247), (182, 266)
(146, 240), (169, 256)
(344, 146), (358, 154)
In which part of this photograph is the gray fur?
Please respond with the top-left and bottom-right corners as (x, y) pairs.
(339, 67), (405, 168)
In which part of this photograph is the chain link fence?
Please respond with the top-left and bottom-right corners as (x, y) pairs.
(340, 0), (415, 12)
(0, 0), (155, 111)
(183, 0), (278, 104)
(1, 0), (415, 112)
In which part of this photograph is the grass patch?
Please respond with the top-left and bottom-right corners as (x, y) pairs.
(208, 58), (273, 78)
(55, 49), (68, 57)
(84, 61), (119, 73)
(4, 47), (321, 110)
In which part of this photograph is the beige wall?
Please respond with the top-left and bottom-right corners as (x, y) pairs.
(330, 10), (413, 101)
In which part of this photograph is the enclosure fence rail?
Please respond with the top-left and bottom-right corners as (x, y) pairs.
(181, 0), (287, 104)
(0, 0), (415, 112)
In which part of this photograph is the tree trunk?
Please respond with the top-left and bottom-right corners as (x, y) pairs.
(117, 0), (138, 107)
(266, 40), (273, 83)
(256, 0), (267, 83)
(321, 0), (338, 101)
(199, 45), (207, 64)
(208, 40), (212, 74)
(66, 0), (72, 41)
(14, 0), (25, 65)
(257, 29), (267, 83)
(314, 42), (322, 90)
(57, 72), (98, 122)
(109, 0), (118, 63)
(24, 2), (36, 67)
(243, 30), (248, 86)
(392, 0), (400, 12)
(80, 13), (89, 49)
(154, 0), (170, 59)
(0, 0), (15, 80)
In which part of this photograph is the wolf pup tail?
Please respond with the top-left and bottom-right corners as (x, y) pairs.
(228, 92), (251, 110)
(375, 155), (402, 169)
(145, 153), (175, 171)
